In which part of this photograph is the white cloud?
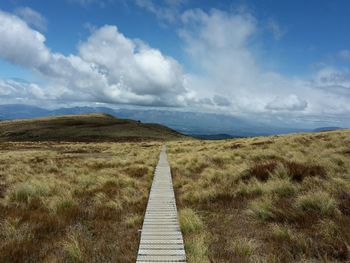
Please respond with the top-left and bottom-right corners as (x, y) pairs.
(0, 10), (191, 107)
(0, 79), (46, 100)
(0, 8), (349, 126)
(0, 10), (50, 68)
(15, 7), (47, 31)
(178, 8), (350, 122)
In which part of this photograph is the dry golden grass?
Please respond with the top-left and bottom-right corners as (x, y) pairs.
(0, 141), (161, 262)
(168, 130), (350, 262)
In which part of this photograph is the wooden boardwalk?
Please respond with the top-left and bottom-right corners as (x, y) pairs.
(136, 146), (186, 262)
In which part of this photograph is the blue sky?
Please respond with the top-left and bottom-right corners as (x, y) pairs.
(0, 0), (350, 127)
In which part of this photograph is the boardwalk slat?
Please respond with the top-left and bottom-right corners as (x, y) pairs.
(137, 146), (186, 263)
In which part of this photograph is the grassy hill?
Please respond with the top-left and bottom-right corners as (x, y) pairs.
(0, 113), (185, 141)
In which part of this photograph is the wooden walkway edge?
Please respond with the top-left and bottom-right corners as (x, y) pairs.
(136, 146), (187, 262)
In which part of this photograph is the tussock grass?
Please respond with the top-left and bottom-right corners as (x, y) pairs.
(179, 209), (209, 263)
(179, 208), (204, 235)
(63, 233), (83, 263)
(296, 191), (337, 216)
(168, 130), (350, 262)
(248, 196), (274, 221)
(230, 238), (257, 258)
(0, 141), (161, 262)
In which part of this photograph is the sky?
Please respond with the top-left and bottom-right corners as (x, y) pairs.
(0, 0), (350, 128)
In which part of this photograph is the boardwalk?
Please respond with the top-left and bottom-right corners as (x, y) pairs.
(136, 146), (186, 262)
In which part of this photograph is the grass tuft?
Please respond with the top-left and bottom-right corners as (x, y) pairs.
(179, 209), (203, 235)
(230, 238), (257, 258)
(248, 197), (274, 221)
(63, 234), (83, 263)
(296, 191), (337, 216)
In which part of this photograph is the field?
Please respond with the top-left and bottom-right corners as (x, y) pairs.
(0, 141), (161, 262)
(168, 130), (350, 262)
(1, 129), (349, 263)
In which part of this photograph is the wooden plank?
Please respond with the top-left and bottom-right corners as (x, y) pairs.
(137, 146), (187, 262)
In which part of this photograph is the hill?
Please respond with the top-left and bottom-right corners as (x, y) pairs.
(190, 133), (238, 140)
(313, 126), (343, 132)
(0, 104), (310, 136)
(0, 113), (185, 141)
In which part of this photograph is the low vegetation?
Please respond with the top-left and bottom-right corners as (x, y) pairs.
(0, 141), (161, 262)
(0, 113), (185, 142)
(168, 130), (350, 262)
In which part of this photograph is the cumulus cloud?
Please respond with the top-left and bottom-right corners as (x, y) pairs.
(177, 8), (350, 123)
(178, 9), (268, 112)
(0, 10), (50, 67)
(15, 7), (47, 31)
(0, 10), (192, 106)
(0, 79), (46, 101)
(0, 7), (349, 126)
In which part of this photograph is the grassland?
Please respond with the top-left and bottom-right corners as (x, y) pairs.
(0, 113), (185, 142)
(168, 130), (350, 262)
(1, 120), (349, 262)
(0, 141), (161, 262)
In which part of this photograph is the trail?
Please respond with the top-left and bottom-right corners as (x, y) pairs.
(136, 145), (186, 262)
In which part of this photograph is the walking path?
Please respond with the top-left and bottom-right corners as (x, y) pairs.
(136, 146), (186, 262)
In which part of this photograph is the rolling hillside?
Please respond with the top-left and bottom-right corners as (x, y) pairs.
(0, 113), (185, 141)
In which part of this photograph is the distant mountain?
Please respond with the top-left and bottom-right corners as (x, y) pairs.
(190, 134), (238, 140)
(0, 104), (308, 137)
(0, 113), (185, 142)
(313, 127), (343, 132)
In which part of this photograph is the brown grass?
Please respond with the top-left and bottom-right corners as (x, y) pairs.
(0, 141), (161, 262)
(168, 130), (350, 262)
